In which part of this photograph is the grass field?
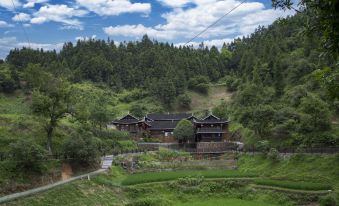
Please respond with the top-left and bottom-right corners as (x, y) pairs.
(237, 154), (339, 191)
(5, 154), (338, 206)
(254, 179), (332, 191)
(121, 169), (256, 185)
(175, 198), (277, 206)
(185, 85), (232, 112)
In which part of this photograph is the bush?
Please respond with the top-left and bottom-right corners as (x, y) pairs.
(97, 129), (130, 140)
(119, 89), (148, 103)
(188, 76), (209, 94)
(0, 65), (17, 93)
(9, 139), (48, 172)
(267, 148), (279, 162)
(319, 194), (337, 206)
(177, 94), (191, 109)
(62, 135), (100, 165)
(114, 140), (138, 153)
(130, 104), (147, 118)
(225, 75), (240, 92)
(255, 140), (270, 153)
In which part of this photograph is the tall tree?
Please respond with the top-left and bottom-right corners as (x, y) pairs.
(31, 75), (73, 154)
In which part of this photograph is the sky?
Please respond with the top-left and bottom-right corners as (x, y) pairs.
(0, 0), (295, 59)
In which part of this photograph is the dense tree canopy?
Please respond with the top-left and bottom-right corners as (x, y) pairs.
(173, 119), (195, 143)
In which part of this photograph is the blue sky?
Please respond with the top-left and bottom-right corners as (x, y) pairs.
(0, 0), (295, 59)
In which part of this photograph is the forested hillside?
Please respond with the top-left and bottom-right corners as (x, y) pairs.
(5, 34), (230, 107)
(213, 13), (338, 148)
(0, 12), (338, 194)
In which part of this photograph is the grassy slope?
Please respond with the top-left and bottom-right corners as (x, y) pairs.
(4, 181), (126, 206)
(183, 85), (232, 113)
(175, 198), (277, 206)
(6, 154), (338, 205)
(0, 92), (81, 195)
(238, 154), (339, 191)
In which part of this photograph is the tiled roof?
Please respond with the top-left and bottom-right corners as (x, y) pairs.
(148, 120), (179, 130)
(146, 113), (193, 121)
(112, 114), (140, 124)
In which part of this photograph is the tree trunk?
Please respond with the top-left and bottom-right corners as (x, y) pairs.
(47, 125), (54, 155)
(46, 118), (57, 156)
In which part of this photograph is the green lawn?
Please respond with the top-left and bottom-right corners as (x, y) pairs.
(121, 169), (257, 185)
(176, 198), (277, 206)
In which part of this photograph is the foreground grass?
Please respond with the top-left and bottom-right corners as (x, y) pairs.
(121, 169), (256, 185)
(5, 154), (338, 206)
(254, 179), (332, 191)
(238, 154), (339, 192)
(175, 198), (277, 206)
(4, 181), (126, 206)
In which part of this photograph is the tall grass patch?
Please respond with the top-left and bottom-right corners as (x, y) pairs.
(254, 179), (332, 191)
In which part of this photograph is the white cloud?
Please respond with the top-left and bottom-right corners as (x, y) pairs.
(76, 0), (151, 16)
(23, 0), (49, 8)
(75, 35), (97, 41)
(0, 20), (14, 28)
(157, 0), (192, 8)
(30, 4), (88, 30)
(0, 0), (21, 10)
(103, 24), (173, 40)
(104, 0), (294, 42)
(175, 38), (233, 48)
(0, 36), (64, 59)
(12, 13), (31, 22)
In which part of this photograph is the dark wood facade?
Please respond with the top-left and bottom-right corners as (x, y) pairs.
(111, 113), (229, 142)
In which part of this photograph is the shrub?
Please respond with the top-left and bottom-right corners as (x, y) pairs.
(130, 104), (147, 118)
(225, 75), (240, 92)
(119, 89), (148, 103)
(194, 83), (209, 94)
(0, 64), (18, 93)
(255, 140), (270, 153)
(114, 140), (138, 153)
(97, 129), (130, 140)
(62, 135), (100, 165)
(267, 148), (279, 162)
(188, 76), (209, 94)
(158, 148), (190, 161)
(177, 94), (191, 109)
(9, 139), (48, 172)
(319, 194), (337, 206)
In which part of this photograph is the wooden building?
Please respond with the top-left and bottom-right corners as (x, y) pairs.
(111, 114), (149, 136)
(193, 114), (229, 142)
(111, 113), (229, 142)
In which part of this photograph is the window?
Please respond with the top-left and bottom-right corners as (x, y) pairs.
(165, 132), (169, 137)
